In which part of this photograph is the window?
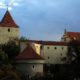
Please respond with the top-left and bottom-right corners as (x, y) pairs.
(8, 28), (10, 32)
(62, 47), (64, 50)
(33, 65), (34, 68)
(54, 47), (57, 49)
(47, 47), (49, 49)
(40, 46), (43, 49)
(48, 57), (50, 59)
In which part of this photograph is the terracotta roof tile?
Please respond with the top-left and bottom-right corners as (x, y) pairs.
(0, 10), (19, 28)
(26, 40), (68, 46)
(15, 45), (44, 60)
(67, 32), (80, 40)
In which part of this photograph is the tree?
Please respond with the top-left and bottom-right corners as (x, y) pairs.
(19, 36), (28, 41)
(66, 40), (80, 64)
(0, 64), (21, 80)
(64, 40), (80, 80)
(0, 40), (20, 59)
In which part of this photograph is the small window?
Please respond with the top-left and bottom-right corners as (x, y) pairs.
(47, 47), (49, 49)
(62, 47), (64, 50)
(48, 57), (50, 59)
(54, 47), (57, 49)
(40, 46), (43, 49)
(33, 65), (34, 68)
(8, 28), (10, 32)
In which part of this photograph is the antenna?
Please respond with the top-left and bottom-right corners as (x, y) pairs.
(6, 4), (8, 10)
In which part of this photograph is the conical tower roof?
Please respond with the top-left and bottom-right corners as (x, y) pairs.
(0, 10), (19, 28)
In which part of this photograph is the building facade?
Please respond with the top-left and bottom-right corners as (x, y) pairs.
(61, 29), (80, 42)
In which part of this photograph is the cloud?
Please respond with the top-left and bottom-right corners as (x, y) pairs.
(13, 2), (19, 6)
(0, 2), (3, 5)
(8, 7), (12, 10)
(0, 0), (22, 10)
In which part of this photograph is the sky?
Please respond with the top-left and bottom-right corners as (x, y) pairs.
(0, 0), (80, 41)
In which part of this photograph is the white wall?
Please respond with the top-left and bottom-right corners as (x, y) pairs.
(15, 60), (44, 77)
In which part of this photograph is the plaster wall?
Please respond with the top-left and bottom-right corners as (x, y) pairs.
(15, 60), (44, 77)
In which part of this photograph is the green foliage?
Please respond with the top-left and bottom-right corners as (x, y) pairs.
(67, 40), (80, 64)
(19, 36), (28, 41)
(0, 40), (20, 59)
(0, 49), (8, 64)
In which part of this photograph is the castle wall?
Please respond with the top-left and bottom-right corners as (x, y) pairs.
(40, 45), (68, 64)
(0, 27), (19, 44)
(20, 42), (68, 64)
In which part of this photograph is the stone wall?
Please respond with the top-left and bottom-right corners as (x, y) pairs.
(0, 27), (19, 44)
(40, 45), (68, 64)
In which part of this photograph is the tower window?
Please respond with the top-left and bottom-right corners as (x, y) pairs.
(33, 65), (34, 68)
(8, 28), (10, 32)
(47, 47), (49, 49)
(48, 57), (50, 59)
(54, 47), (57, 49)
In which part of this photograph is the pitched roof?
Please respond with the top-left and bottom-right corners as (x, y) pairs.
(67, 32), (80, 40)
(26, 40), (68, 46)
(15, 45), (44, 60)
(0, 10), (19, 28)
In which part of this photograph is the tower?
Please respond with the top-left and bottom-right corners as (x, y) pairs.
(0, 10), (19, 44)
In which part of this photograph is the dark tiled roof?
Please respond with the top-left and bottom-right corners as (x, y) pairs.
(15, 45), (44, 60)
(0, 10), (19, 28)
(67, 32), (80, 40)
(26, 40), (68, 46)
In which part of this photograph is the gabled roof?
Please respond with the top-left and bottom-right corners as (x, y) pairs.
(67, 32), (80, 40)
(15, 45), (44, 60)
(26, 40), (68, 46)
(0, 10), (19, 28)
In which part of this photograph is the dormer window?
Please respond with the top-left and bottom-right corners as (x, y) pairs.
(8, 28), (10, 32)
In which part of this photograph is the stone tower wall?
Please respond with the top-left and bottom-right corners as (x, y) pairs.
(0, 26), (19, 44)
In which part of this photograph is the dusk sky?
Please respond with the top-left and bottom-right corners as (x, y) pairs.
(0, 0), (80, 41)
